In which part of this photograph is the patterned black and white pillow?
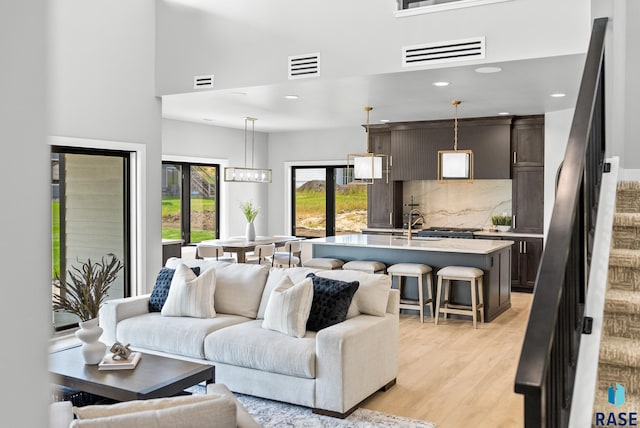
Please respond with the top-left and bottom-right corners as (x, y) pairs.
(148, 266), (200, 312)
(305, 273), (359, 332)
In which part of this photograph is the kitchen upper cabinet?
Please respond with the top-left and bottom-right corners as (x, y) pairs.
(388, 117), (512, 181)
(367, 129), (403, 228)
(512, 116), (544, 167)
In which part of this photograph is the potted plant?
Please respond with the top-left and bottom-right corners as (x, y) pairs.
(491, 215), (512, 232)
(240, 201), (259, 241)
(52, 254), (124, 364)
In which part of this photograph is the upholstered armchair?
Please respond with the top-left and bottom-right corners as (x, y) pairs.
(49, 384), (259, 428)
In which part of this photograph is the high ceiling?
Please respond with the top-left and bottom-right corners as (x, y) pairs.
(162, 53), (586, 133)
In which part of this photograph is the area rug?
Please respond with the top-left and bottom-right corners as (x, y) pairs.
(187, 385), (436, 427)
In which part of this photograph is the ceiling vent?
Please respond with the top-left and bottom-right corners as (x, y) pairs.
(402, 37), (485, 67)
(193, 74), (214, 89)
(288, 53), (320, 80)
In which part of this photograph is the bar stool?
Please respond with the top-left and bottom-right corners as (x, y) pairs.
(387, 263), (433, 323)
(435, 266), (484, 329)
(302, 258), (345, 270)
(342, 260), (386, 274)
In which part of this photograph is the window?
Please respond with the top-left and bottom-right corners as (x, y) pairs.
(396, 0), (511, 15)
(292, 166), (367, 237)
(52, 147), (130, 331)
(162, 162), (219, 244)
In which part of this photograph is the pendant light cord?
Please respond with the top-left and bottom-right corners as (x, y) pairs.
(452, 100), (461, 151)
(243, 117), (257, 168)
(251, 118), (255, 168)
(244, 118), (248, 168)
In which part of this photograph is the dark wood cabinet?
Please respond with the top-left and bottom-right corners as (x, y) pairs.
(511, 237), (543, 293)
(476, 235), (543, 293)
(511, 116), (544, 233)
(512, 116), (544, 167)
(512, 166), (544, 233)
(388, 117), (512, 181)
(367, 130), (403, 228)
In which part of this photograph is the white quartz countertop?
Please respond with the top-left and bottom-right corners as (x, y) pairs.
(307, 234), (513, 255)
(361, 228), (543, 239)
(474, 231), (544, 239)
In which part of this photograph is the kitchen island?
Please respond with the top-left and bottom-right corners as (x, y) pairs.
(306, 234), (514, 322)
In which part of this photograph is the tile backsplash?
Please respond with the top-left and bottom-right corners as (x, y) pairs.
(403, 180), (512, 229)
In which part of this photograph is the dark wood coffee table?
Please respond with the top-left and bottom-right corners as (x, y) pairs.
(49, 346), (214, 402)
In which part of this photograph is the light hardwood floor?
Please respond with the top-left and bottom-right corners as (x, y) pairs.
(361, 291), (533, 428)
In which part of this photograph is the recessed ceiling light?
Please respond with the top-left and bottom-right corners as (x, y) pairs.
(551, 93), (566, 98)
(284, 94), (299, 100)
(498, 112), (510, 116)
(433, 81), (450, 87)
(475, 66), (502, 74)
(380, 119), (390, 123)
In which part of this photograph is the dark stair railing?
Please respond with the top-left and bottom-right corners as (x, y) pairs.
(514, 17), (608, 427)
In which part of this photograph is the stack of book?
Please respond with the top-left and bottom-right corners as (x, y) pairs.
(98, 352), (141, 371)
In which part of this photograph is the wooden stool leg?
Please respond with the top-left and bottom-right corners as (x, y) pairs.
(470, 279), (477, 329)
(435, 275), (443, 325)
(443, 279), (450, 320)
(478, 276), (485, 324)
(425, 273), (434, 320)
(417, 274), (424, 323)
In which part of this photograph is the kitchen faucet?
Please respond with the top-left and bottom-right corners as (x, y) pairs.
(407, 209), (424, 241)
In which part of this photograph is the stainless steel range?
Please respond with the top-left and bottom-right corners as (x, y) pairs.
(417, 227), (481, 239)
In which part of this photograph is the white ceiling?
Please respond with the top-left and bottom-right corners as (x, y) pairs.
(161, 53), (586, 133)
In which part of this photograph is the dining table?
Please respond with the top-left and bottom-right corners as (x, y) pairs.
(197, 236), (302, 263)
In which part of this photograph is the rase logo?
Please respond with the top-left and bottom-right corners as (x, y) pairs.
(595, 384), (638, 426)
(610, 384), (626, 407)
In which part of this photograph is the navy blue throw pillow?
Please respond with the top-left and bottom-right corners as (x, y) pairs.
(148, 266), (201, 312)
(305, 273), (359, 332)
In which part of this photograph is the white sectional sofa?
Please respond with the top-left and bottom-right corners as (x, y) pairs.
(99, 258), (399, 417)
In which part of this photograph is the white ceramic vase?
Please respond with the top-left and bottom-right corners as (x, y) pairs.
(496, 225), (511, 232)
(246, 222), (256, 241)
(75, 317), (107, 365)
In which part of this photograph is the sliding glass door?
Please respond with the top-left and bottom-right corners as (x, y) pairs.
(51, 147), (130, 331)
(162, 162), (219, 244)
(292, 166), (367, 237)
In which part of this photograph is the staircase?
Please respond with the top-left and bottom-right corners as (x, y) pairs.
(594, 181), (640, 414)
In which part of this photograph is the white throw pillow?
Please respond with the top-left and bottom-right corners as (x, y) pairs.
(161, 264), (216, 318)
(261, 276), (313, 338)
(257, 267), (320, 319)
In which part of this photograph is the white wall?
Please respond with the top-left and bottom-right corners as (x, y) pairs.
(156, 0), (590, 95)
(266, 126), (365, 234)
(596, 0), (640, 180)
(1, 1), (50, 426)
(622, 0), (640, 177)
(544, 109), (574, 236)
(49, 0), (162, 293)
(162, 118), (270, 238)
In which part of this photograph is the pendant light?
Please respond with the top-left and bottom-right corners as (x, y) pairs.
(437, 100), (473, 182)
(347, 106), (390, 184)
(224, 117), (272, 183)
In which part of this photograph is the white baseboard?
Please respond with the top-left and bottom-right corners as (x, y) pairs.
(619, 168), (640, 181)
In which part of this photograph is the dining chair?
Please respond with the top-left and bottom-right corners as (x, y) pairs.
(271, 240), (302, 268)
(245, 243), (275, 266)
(196, 244), (236, 262)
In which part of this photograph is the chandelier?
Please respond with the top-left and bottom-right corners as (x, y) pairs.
(224, 117), (272, 183)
